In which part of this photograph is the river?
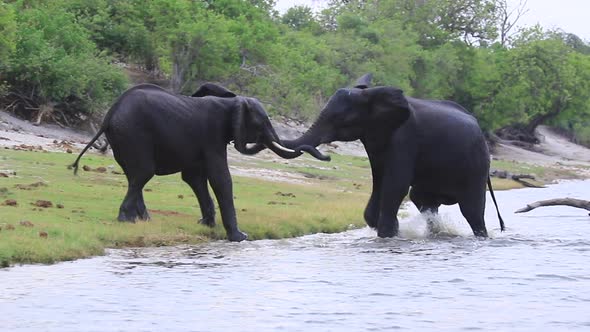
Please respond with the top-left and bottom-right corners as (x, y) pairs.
(1, 180), (589, 331)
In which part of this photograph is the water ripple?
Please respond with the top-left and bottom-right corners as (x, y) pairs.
(1, 180), (590, 332)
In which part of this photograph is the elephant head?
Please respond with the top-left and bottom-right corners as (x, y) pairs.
(282, 74), (411, 157)
(192, 83), (327, 160)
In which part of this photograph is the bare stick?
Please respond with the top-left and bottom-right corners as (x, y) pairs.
(515, 198), (590, 214)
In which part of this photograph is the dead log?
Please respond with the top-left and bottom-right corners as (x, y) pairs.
(511, 174), (543, 188)
(515, 198), (590, 215)
(490, 170), (544, 188)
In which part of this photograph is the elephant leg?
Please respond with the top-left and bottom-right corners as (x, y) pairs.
(409, 188), (441, 233)
(205, 151), (247, 242)
(182, 167), (216, 227)
(376, 155), (412, 238)
(409, 188), (441, 213)
(118, 172), (153, 222)
(111, 142), (154, 222)
(458, 190), (488, 237)
(364, 151), (384, 228)
(136, 191), (151, 220)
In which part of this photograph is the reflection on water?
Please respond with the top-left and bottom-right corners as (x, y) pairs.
(1, 180), (590, 331)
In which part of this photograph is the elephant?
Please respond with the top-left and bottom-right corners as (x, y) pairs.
(282, 74), (505, 238)
(71, 83), (324, 242)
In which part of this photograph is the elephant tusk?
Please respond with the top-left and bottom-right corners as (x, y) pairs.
(246, 143), (259, 149)
(271, 141), (297, 153)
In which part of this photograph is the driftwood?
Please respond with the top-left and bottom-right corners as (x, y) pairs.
(511, 174), (543, 188)
(490, 170), (543, 188)
(515, 198), (590, 215)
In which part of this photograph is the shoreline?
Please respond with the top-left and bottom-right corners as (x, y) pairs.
(1, 110), (589, 267)
(2, 110), (589, 184)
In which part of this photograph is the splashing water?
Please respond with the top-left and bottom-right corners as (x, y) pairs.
(1, 180), (590, 332)
(398, 209), (481, 239)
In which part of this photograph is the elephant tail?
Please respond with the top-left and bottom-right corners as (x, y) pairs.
(70, 126), (107, 175)
(487, 176), (506, 231)
(70, 86), (137, 175)
(69, 99), (123, 175)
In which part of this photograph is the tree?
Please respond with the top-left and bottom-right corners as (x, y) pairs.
(374, 0), (500, 48)
(497, 0), (528, 46)
(561, 32), (590, 55)
(0, 2), (16, 66)
(3, 1), (127, 123)
(281, 5), (320, 32)
(551, 50), (590, 146)
(488, 29), (590, 141)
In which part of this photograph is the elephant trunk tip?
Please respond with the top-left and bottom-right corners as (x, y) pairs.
(296, 145), (331, 161)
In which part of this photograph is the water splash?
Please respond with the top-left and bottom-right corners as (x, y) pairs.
(399, 211), (472, 239)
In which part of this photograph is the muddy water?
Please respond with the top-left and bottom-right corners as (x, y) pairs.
(2, 181), (590, 331)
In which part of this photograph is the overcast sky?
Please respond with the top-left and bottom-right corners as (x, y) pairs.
(274, 0), (590, 41)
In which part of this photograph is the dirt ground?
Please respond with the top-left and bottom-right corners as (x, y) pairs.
(492, 125), (590, 179)
(1, 110), (589, 181)
(494, 125), (590, 166)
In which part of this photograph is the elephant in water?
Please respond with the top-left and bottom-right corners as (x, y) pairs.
(282, 74), (505, 238)
(71, 83), (324, 242)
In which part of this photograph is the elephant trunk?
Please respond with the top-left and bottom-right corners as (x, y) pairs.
(263, 123), (330, 161)
(281, 120), (330, 161)
(261, 125), (304, 159)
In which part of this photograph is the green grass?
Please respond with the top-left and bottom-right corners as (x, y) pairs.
(0, 148), (570, 267)
(0, 149), (368, 266)
(491, 159), (583, 189)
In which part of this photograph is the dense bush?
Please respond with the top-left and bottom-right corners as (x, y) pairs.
(0, 0), (589, 143)
(1, 1), (127, 123)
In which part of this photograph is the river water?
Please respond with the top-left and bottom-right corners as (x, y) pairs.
(1, 180), (589, 331)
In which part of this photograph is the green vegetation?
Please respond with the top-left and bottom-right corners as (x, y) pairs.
(0, 149), (368, 266)
(0, 146), (571, 266)
(1, 1), (589, 266)
(1, 0), (589, 142)
(491, 159), (583, 184)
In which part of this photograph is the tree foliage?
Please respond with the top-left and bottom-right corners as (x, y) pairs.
(1, 0), (589, 145)
(2, 0), (127, 123)
(0, 2), (16, 65)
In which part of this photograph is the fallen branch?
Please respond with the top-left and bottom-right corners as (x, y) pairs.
(511, 174), (543, 188)
(490, 170), (544, 188)
(515, 198), (590, 215)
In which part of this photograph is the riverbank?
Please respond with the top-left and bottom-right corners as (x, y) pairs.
(0, 148), (371, 266)
(1, 111), (589, 266)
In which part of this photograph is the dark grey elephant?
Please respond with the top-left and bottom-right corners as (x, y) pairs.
(283, 74), (505, 238)
(71, 83), (323, 242)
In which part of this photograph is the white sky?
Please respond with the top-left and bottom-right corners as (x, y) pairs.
(274, 0), (590, 41)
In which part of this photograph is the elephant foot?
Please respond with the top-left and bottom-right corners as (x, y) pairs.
(138, 210), (151, 221)
(377, 228), (396, 238)
(198, 217), (216, 227)
(472, 228), (488, 238)
(117, 214), (137, 223)
(118, 210), (150, 222)
(377, 220), (398, 238)
(227, 230), (248, 242)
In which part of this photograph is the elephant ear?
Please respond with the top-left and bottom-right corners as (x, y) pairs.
(232, 97), (249, 153)
(364, 86), (411, 126)
(232, 97), (267, 155)
(192, 83), (236, 98)
(353, 73), (373, 89)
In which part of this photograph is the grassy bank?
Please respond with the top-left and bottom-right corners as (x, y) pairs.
(0, 147), (573, 267)
(0, 149), (370, 267)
